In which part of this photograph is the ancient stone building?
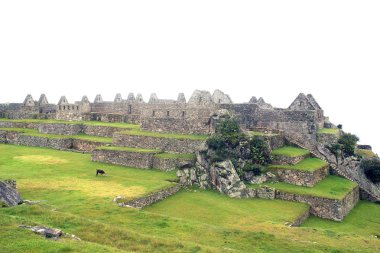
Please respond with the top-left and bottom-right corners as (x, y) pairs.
(0, 90), (326, 139)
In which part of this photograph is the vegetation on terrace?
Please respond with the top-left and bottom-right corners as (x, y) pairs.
(317, 128), (340, 135)
(269, 158), (329, 172)
(271, 146), (310, 157)
(0, 127), (113, 143)
(0, 145), (379, 252)
(249, 175), (357, 200)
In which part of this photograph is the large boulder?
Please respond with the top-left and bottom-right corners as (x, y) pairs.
(0, 180), (23, 207)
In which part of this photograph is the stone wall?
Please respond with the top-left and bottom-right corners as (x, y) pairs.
(317, 133), (339, 146)
(72, 139), (105, 152)
(92, 149), (158, 169)
(272, 153), (310, 165)
(38, 123), (83, 135)
(113, 133), (205, 153)
(275, 186), (359, 221)
(0, 121), (39, 129)
(83, 125), (125, 137)
(4, 132), (72, 150)
(271, 166), (329, 187)
(121, 184), (182, 209)
(152, 156), (195, 171)
(291, 208), (311, 227)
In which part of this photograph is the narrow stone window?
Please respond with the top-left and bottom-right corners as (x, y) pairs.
(152, 110), (155, 116)
(128, 105), (132, 114)
(167, 111), (170, 116)
(63, 106), (66, 110)
(77, 106), (79, 110)
(182, 111), (185, 117)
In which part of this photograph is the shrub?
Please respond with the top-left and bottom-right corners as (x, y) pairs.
(337, 124), (343, 129)
(361, 158), (380, 183)
(338, 133), (359, 157)
(249, 136), (272, 166)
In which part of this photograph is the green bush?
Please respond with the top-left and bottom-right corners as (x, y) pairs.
(338, 133), (359, 157)
(361, 158), (380, 183)
(242, 162), (262, 176)
(249, 136), (272, 166)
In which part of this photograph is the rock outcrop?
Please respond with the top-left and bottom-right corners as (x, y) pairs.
(0, 180), (23, 207)
(177, 151), (248, 198)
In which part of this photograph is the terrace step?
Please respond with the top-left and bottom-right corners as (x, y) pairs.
(249, 176), (359, 221)
(271, 146), (310, 165)
(92, 146), (195, 171)
(268, 158), (329, 187)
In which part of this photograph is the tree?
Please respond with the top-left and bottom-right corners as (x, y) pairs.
(361, 158), (380, 183)
(338, 133), (359, 157)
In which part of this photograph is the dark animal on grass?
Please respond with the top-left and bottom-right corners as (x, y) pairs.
(96, 169), (106, 176)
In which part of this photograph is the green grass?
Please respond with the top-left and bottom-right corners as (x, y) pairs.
(0, 118), (141, 130)
(252, 175), (357, 200)
(96, 146), (161, 153)
(154, 153), (196, 159)
(357, 149), (378, 158)
(302, 201), (380, 237)
(0, 128), (113, 143)
(272, 146), (310, 157)
(120, 129), (208, 140)
(1, 144), (380, 252)
(269, 158), (329, 172)
(317, 128), (340, 135)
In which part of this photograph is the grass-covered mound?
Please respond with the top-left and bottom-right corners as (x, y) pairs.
(269, 158), (329, 172)
(251, 175), (357, 200)
(0, 127), (113, 143)
(272, 146), (310, 157)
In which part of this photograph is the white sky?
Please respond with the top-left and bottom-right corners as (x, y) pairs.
(0, 1), (379, 152)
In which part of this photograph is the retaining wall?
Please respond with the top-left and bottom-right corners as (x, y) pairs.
(272, 153), (310, 165)
(122, 184), (182, 208)
(271, 166), (329, 187)
(113, 133), (204, 153)
(92, 149), (158, 169)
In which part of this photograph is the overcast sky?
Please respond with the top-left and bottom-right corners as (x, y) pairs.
(0, 1), (379, 152)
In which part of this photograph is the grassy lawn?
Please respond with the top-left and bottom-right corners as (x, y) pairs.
(120, 129), (208, 140)
(252, 175), (357, 200)
(269, 158), (329, 172)
(0, 118), (141, 130)
(0, 127), (113, 143)
(317, 128), (340, 135)
(302, 201), (380, 238)
(96, 146), (161, 153)
(1, 144), (379, 252)
(357, 149), (378, 158)
(154, 153), (196, 159)
(272, 146), (310, 157)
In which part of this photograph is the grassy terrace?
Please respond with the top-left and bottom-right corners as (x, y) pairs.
(269, 158), (329, 172)
(1, 145), (379, 252)
(96, 146), (161, 153)
(0, 127), (113, 143)
(272, 146), (310, 157)
(357, 149), (378, 158)
(120, 129), (208, 140)
(154, 153), (196, 159)
(0, 118), (141, 130)
(317, 128), (340, 135)
(249, 175), (357, 200)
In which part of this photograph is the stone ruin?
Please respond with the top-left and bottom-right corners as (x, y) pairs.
(0, 90), (325, 140)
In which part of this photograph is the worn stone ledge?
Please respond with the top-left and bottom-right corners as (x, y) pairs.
(275, 186), (359, 221)
(271, 166), (329, 187)
(272, 153), (310, 165)
(113, 133), (204, 153)
(290, 208), (311, 227)
(121, 184), (182, 209)
(152, 156), (195, 171)
(92, 149), (158, 169)
(317, 133), (339, 146)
